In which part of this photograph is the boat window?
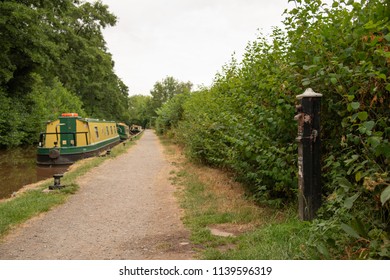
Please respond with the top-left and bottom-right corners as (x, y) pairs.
(110, 126), (113, 135)
(106, 126), (109, 135)
(94, 126), (99, 138)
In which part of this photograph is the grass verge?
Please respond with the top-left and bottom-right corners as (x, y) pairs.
(0, 133), (143, 239)
(160, 135), (315, 260)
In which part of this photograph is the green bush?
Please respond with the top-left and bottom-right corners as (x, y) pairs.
(155, 91), (190, 135)
(283, 0), (390, 259)
(158, 0), (389, 259)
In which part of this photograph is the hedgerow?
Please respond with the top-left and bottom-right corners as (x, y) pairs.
(156, 0), (389, 259)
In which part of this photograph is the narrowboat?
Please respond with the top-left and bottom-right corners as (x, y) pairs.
(37, 113), (120, 165)
(117, 122), (130, 141)
(130, 124), (143, 134)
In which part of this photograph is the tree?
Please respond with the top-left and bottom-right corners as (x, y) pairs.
(128, 95), (153, 128)
(155, 91), (190, 135)
(150, 76), (192, 116)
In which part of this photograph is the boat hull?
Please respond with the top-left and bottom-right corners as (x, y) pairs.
(37, 137), (120, 166)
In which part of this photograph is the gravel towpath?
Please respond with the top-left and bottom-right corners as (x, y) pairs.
(0, 130), (193, 260)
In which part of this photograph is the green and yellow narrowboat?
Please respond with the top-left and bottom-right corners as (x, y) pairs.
(116, 122), (130, 141)
(37, 113), (120, 165)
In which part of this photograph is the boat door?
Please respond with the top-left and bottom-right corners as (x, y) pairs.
(58, 115), (77, 147)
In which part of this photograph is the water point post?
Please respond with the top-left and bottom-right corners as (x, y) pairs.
(295, 88), (322, 221)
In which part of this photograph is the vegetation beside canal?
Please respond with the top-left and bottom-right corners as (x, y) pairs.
(160, 136), (314, 259)
(156, 0), (390, 259)
(0, 134), (142, 240)
(175, 166), (312, 259)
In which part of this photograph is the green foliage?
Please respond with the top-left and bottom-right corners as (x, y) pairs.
(155, 91), (190, 135)
(25, 74), (86, 142)
(159, 0), (390, 259)
(0, 74), (87, 146)
(0, 89), (25, 146)
(166, 145), (313, 259)
(176, 29), (298, 205)
(150, 76), (192, 124)
(282, 0), (390, 259)
(128, 95), (153, 128)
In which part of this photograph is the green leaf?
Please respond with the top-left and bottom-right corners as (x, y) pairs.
(357, 111), (368, 121)
(377, 73), (387, 81)
(341, 223), (361, 239)
(355, 171), (362, 182)
(364, 20), (379, 30)
(350, 102), (360, 110)
(344, 154), (359, 166)
(338, 177), (353, 191)
(330, 77), (337, 85)
(363, 121), (375, 131)
(351, 218), (368, 238)
(380, 185), (390, 206)
(344, 192), (360, 209)
(368, 136), (381, 148)
(245, 148), (252, 158)
(316, 243), (330, 258)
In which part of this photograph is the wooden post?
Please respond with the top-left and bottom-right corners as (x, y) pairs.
(295, 88), (322, 221)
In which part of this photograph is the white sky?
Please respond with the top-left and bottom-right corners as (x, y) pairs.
(99, 0), (296, 95)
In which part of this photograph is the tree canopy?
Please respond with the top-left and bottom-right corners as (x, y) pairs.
(128, 94), (153, 129)
(0, 0), (129, 147)
(150, 76), (192, 114)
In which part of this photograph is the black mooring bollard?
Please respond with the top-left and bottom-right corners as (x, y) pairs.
(49, 173), (65, 190)
(295, 88), (322, 221)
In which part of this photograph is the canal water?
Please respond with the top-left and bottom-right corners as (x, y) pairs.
(0, 147), (69, 199)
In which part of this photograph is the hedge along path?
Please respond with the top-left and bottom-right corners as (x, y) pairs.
(0, 130), (194, 260)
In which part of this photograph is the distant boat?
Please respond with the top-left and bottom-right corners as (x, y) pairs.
(117, 122), (130, 141)
(37, 113), (120, 165)
(130, 124), (142, 134)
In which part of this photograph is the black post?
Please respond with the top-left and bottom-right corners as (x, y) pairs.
(49, 174), (65, 190)
(295, 88), (322, 221)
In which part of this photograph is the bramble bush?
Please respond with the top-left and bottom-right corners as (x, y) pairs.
(283, 0), (389, 259)
(155, 0), (389, 259)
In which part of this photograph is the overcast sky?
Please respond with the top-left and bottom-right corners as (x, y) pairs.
(99, 0), (296, 95)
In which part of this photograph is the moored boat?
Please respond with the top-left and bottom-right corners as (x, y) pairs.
(130, 124), (142, 134)
(117, 122), (130, 141)
(37, 113), (120, 165)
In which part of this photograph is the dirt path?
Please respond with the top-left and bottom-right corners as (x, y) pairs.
(0, 130), (194, 260)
